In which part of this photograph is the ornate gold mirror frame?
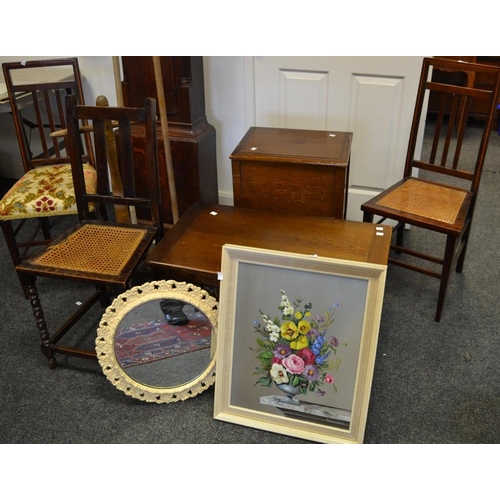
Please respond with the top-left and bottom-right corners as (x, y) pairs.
(96, 280), (218, 403)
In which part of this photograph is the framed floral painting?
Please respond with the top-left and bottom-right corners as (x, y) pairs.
(213, 244), (388, 444)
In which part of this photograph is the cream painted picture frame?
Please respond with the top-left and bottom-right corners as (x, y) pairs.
(214, 244), (387, 444)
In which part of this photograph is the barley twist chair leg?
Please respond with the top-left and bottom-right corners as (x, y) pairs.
(26, 278), (57, 369)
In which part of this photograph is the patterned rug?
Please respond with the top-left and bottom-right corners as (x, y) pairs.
(115, 318), (212, 368)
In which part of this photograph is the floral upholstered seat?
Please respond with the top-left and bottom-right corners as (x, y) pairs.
(0, 164), (97, 221)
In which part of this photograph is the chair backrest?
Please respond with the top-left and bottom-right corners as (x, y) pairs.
(64, 94), (165, 242)
(2, 58), (94, 172)
(405, 57), (500, 196)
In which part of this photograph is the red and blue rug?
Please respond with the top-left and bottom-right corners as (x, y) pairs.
(115, 318), (212, 368)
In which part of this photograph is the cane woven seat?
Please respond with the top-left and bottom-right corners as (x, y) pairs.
(30, 224), (148, 276)
(376, 178), (468, 225)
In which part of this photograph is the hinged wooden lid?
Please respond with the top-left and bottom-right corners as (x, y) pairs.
(230, 126), (352, 166)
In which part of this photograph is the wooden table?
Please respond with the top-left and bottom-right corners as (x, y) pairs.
(146, 203), (392, 290)
(230, 127), (352, 219)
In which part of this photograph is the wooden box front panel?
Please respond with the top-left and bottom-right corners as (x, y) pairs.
(232, 159), (347, 218)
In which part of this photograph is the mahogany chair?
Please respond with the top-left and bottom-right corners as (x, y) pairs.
(0, 58), (96, 295)
(361, 57), (500, 322)
(15, 95), (165, 368)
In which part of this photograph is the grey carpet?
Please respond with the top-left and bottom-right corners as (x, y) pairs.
(1, 126), (500, 444)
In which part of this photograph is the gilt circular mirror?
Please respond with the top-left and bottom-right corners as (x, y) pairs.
(96, 280), (218, 403)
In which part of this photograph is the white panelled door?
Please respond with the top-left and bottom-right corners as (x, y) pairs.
(246, 56), (424, 221)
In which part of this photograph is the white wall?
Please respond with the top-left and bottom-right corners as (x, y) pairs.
(0, 55), (245, 205)
(203, 56), (248, 205)
(0, 56), (416, 211)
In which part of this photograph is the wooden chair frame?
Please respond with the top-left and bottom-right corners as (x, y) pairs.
(1, 58), (94, 294)
(361, 57), (500, 322)
(15, 96), (164, 368)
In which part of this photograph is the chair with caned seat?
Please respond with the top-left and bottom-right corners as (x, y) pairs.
(361, 57), (500, 322)
(0, 58), (97, 295)
(15, 95), (165, 368)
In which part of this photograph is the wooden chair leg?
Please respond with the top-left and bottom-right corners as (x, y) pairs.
(395, 222), (405, 246)
(456, 227), (472, 274)
(362, 211), (374, 223)
(435, 235), (457, 322)
(1, 220), (31, 298)
(1, 220), (21, 266)
(25, 277), (57, 369)
(98, 285), (113, 308)
(394, 222), (406, 254)
(40, 217), (52, 240)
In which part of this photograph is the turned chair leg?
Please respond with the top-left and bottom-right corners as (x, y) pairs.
(26, 277), (57, 369)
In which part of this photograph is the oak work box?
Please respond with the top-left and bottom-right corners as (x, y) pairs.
(230, 127), (352, 219)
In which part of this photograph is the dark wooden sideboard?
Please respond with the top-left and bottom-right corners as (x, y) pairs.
(121, 56), (218, 225)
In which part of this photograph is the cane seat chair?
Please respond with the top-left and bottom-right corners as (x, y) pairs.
(0, 58), (96, 295)
(361, 57), (500, 322)
(15, 95), (165, 368)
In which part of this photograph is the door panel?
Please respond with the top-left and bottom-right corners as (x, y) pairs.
(349, 73), (404, 189)
(250, 56), (424, 221)
(278, 69), (329, 130)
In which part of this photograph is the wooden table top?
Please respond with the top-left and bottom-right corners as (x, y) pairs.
(146, 203), (392, 288)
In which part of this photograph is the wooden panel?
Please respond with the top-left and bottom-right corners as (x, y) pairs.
(234, 159), (346, 217)
(121, 56), (208, 133)
(121, 56), (178, 116)
(131, 123), (217, 225)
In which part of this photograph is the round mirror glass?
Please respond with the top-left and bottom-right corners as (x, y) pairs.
(115, 299), (213, 387)
(96, 280), (218, 403)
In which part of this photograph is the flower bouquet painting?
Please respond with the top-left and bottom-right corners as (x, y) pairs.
(214, 244), (387, 443)
(252, 289), (345, 405)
